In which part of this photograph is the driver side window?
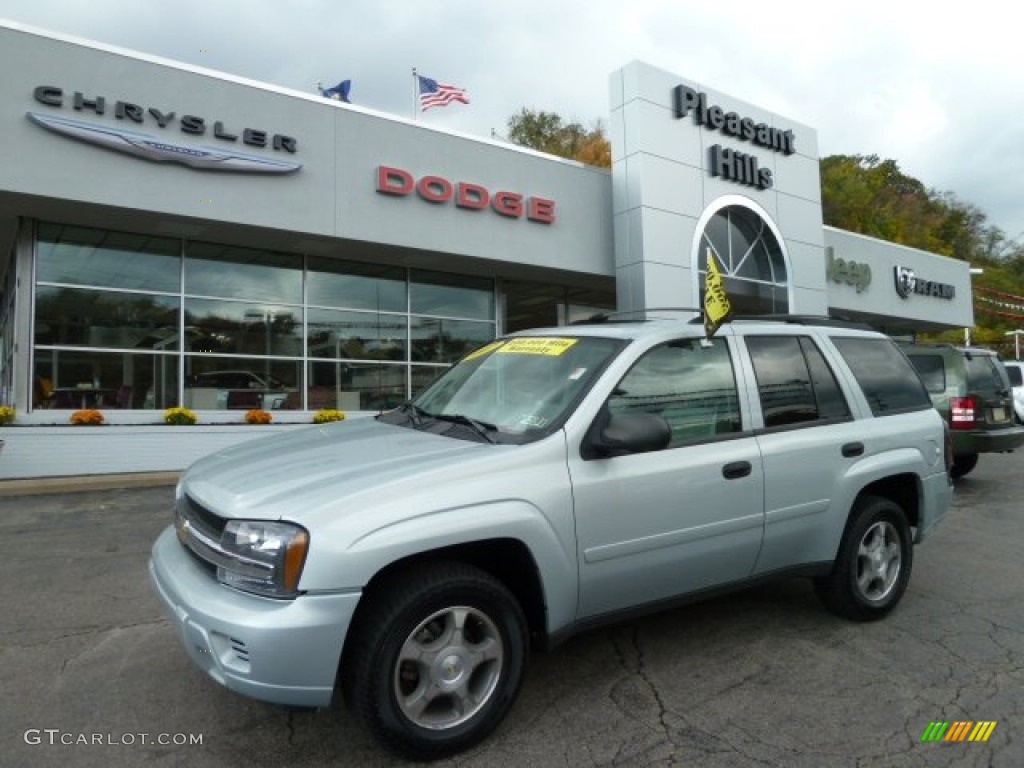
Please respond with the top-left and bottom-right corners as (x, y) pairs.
(608, 338), (742, 447)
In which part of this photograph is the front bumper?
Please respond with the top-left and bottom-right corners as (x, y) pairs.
(149, 526), (361, 708)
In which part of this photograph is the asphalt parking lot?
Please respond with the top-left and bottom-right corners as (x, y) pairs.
(2, 452), (1023, 768)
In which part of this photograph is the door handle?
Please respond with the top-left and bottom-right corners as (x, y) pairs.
(842, 442), (864, 457)
(722, 460), (752, 479)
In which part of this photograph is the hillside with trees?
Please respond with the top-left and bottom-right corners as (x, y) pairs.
(505, 110), (1024, 354)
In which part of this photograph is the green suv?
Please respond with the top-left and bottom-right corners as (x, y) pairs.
(902, 343), (1024, 478)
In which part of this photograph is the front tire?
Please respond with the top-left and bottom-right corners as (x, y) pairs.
(343, 561), (527, 760)
(815, 495), (912, 621)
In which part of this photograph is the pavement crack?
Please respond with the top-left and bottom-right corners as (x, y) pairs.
(285, 710), (296, 745)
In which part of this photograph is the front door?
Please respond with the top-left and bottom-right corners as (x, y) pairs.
(567, 337), (765, 618)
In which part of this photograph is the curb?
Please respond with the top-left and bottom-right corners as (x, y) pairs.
(0, 471), (180, 497)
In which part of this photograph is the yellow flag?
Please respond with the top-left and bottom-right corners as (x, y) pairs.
(703, 249), (732, 338)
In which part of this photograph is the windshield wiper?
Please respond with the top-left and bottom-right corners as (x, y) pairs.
(432, 413), (498, 443)
(377, 401), (432, 428)
(403, 401), (433, 427)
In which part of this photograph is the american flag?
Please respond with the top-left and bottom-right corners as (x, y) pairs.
(417, 75), (469, 111)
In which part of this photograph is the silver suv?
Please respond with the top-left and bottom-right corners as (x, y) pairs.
(150, 316), (952, 759)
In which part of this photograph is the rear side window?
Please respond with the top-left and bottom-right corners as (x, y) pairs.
(907, 354), (946, 394)
(832, 337), (931, 415)
(966, 355), (1006, 395)
(1006, 364), (1023, 387)
(746, 336), (851, 428)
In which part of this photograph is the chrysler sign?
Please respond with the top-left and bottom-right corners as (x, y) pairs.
(28, 86), (301, 174)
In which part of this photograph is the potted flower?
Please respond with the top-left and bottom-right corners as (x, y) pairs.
(0, 405), (10, 455)
(164, 406), (198, 425)
(70, 409), (105, 426)
(313, 409), (346, 424)
(245, 409), (273, 424)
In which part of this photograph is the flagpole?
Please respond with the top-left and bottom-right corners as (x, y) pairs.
(411, 67), (418, 121)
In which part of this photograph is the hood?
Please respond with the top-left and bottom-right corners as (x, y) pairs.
(181, 417), (493, 520)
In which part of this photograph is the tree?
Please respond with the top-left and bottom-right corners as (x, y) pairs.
(818, 153), (1015, 266)
(506, 109), (611, 168)
(820, 154), (947, 253)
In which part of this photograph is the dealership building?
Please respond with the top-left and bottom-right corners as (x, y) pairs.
(0, 20), (975, 479)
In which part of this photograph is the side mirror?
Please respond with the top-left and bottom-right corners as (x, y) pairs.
(590, 411), (671, 457)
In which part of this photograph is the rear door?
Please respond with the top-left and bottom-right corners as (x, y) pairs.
(741, 332), (863, 573)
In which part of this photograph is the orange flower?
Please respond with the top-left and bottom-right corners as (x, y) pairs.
(245, 409), (273, 424)
(70, 409), (104, 426)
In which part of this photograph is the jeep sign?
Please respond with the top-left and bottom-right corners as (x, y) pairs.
(826, 247), (871, 293)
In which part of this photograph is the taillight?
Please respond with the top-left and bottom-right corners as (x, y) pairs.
(950, 396), (977, 429)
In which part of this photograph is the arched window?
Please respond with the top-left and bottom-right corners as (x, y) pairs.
(695, 198), (790, 315)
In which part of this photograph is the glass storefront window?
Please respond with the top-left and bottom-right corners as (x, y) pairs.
(307, 308), (406, 361)
(0, 255), (15, 406)
(566, 286), (616, 325)
(699, 205), (789, 315)
(29, 222), (597, 413)
(37, 224), (181, 292)
(185, 242), (302, 304)
(306, 361), (406, 411)
(410, 317), (496, 364)
(183, 356), (301, 410)
(36, 286), (180, 350)
(184, 299), (302, 358)
(307, 257), (407, 312)
(34, 349), (179, 410)
(504, 282), (616, 330)
(504, 281), (564, 332)
(411, 270), (494, 320)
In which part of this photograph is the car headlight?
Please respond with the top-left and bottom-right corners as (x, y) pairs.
(217, 520), (309, 598)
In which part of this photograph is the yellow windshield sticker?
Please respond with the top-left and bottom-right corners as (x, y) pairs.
(498, 337), (579, 356)
(464, 340), (506, 361)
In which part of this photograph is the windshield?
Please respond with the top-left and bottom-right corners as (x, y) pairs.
(391, 335), (625, 442)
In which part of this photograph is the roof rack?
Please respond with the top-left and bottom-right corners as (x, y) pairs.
(726, 314), (873, 330)
(573, 310), (871, 331)
(571, 307), (701, 325)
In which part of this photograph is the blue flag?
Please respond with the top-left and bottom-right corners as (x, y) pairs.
(320, 80), (351, 103)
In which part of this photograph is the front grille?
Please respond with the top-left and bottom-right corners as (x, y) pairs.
(175, 495), (275, 585)
(175, 494), (224, 576)
(184, 495), (227, 538)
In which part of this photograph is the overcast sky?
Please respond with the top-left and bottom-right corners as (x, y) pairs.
(4, 0), (1022, 245)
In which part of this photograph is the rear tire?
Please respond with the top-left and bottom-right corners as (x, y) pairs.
(815, 495), (912, 621)
(343, 561), (527, 760)
(950, 453), (979, 479)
